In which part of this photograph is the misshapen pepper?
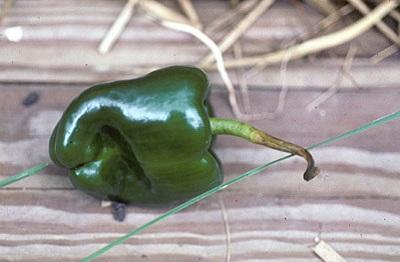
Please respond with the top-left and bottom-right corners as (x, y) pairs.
(49, 66), (318, 205)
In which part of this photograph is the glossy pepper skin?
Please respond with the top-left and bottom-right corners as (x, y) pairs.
(50, 66), (319, 206)
(50, 66), (222, 205)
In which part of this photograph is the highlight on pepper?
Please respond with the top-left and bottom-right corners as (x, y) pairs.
(49, 65), (319, 205)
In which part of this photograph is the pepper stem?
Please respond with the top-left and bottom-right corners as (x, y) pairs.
(209, 117), (319, 181)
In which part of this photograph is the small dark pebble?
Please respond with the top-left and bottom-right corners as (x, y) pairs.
(111, 202), (126, 222)
(22, 91), (40, 107)
(141, 254), (148, 259)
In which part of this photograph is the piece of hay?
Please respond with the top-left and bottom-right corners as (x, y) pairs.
(177, 0), (202, 29)
(140, 0), (192, 25)
(313, 240), (346, 262)
(348, 0), (400, 45)
(199, 0), (275, 67)
(98, 0), (139, 54)
(304, 0), (338, 15)
(205, 0), (399, 69)
(370, 44), (399, 63)
(206, 0), (258, 35)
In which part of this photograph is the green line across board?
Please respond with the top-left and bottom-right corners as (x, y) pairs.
(81, 110), (400, 261)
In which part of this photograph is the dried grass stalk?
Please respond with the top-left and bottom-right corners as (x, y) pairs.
(233, 42), (251, 113)
(98, 0), (139, 54)
(160, 21), (242, 118)
(313, 240), (346, 262)
(306, 44), (358, 111)
(370, 44), (399, 63)
(177, 0), (202, 29)
(140, 0), (192, 25)
(347, 0), (400, 45)
(390, 9), (400, 22)
(318, 4), (354, 30)
(0, 0), (13, 24)
(206, 0), (399, 70)
(205, 0), (258, 35)
(283, 4), (353, 46)
(162, 20), (274, 120)
(304, 0), (338, 15)
(199, 0), (275, 67)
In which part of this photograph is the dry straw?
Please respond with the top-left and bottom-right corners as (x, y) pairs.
(140, 0), (192, 25)
(177, 0), (202, 29)
(206, 0), (258, 35)
(97, 0), (399, 118)
(205, 0), (399, 69)
(199, 0), (275, 67)
(98, 0), (139, 54)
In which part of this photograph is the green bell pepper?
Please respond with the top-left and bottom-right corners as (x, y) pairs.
(49, 66), (318, 205)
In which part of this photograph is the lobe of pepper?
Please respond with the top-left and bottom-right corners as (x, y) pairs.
(49, 66), (222, 205)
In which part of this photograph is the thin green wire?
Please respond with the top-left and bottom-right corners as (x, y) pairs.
(82, 110), (400, 262)
(0, 163), (48, 188)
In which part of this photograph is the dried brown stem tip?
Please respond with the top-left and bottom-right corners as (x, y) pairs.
(210, 118), (320, 181)
(252, 131), (320, 181)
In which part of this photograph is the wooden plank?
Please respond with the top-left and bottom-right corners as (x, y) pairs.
(1, 190), (399, 261)
(0, 84), (399, 261)
(1, 88), (399, 260)
(0, 1), (399, 260)
(1, 84), (399, 149)
(0, 0), (398, 88)
(2, 58), (400, 90)
(0, 84), (399, 197)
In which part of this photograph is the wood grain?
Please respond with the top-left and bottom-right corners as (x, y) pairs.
(0, 0), (399, 261)
(1, 191), (400, 261)
(0, 0), (399, 89)
(0, 83), (399, 261)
